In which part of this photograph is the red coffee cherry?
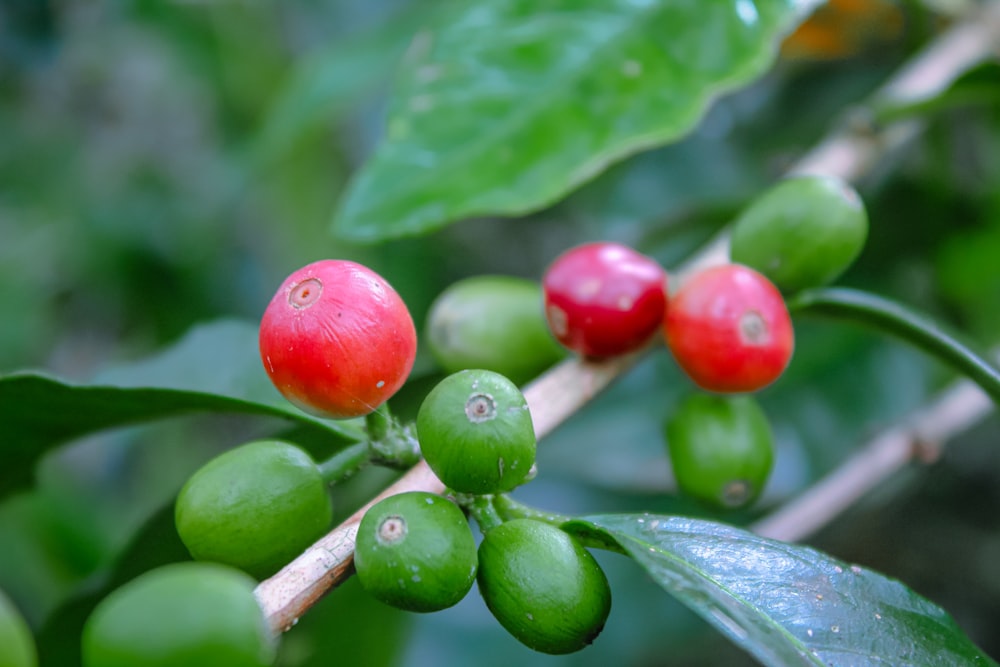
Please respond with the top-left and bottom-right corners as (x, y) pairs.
(542, 242), (667, 358)
(664, 264), (793, 393)
(259, 259), (417, 418)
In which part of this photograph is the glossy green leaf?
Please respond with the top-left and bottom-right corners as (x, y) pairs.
(564, 514), (996, 667)
(0, 320), (364, 497)
(333, 0), (822, 241)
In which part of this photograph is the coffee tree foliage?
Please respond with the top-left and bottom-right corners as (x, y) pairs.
(1, 0), (1000, 665)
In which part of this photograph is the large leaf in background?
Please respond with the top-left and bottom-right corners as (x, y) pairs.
(252, 3), (447, 164)
(332, 0), (823, 242)
(564, 515), (996, 666)
(0, 320), (364, 497)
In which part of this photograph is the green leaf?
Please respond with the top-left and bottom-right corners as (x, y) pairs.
(564, 515), (996, 667)
(0, 320), (364, 497)
(788, 287), (1000, 404)
(332, 0), (822, 242)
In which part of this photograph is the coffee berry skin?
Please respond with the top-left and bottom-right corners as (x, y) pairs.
(259, 259), (417, 419)
(665, 264), (794, 393)
(665, 393), (775, 510)
(175, 440), (332, 579)
(81, 562), (277, 667)
(543, 242), (667, 358)
(476, 519), (612, 655)
(426, 275), (565, 385)
(354, 491), (478, 613)
(730, 175), (868, 293)
(416, 369), (536, 495)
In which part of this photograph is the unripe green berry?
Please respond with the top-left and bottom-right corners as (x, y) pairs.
(0, 588), (36, 667)
(427, 276), (566, 385)
(354, 491), (477, 613)
(416, 370), (536, 494)
(81, 562), (277, 667)
(175, 440), (333, 579)
(730, 175), (868, 293)
(665, 394), (774, 509)
(477, 519), (611, 655)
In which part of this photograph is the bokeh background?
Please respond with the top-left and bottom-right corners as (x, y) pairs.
(2, 0), (999, 665)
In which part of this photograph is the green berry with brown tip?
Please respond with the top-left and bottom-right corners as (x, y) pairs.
(354, 491), (477, 613)
(417, 370), (536, 495)
(665, 394), (775, 510)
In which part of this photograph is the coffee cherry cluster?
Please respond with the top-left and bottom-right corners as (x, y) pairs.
(351, 367), (610, 655)
(539, 241), (794, 393)
(92, 181), (869, 665)
(539, 175), (867, 511)
(535, 242), (788, 510)
(354, 493), (611, 655)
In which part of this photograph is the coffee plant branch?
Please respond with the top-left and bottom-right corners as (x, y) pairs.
(254, 2), (1000, 635)
(253, 351), (644, 632)
(752, 367), (996, 543)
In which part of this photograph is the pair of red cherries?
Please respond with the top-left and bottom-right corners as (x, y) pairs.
(542, 241), (794, 393)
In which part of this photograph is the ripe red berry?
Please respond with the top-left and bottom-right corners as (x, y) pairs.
(664, 264), (793, 393)
(542, 242), (667, 358)
(259, 259), (417, 418)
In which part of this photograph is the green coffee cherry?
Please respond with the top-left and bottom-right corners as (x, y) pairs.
(477, 519), (611, 655)
(0, 588), (36, 667)
(354, 491), (477, 613)
(81, 562), (277, 667)
(416, 370), (536, 494)
(426, 276), (565, 385)
(730, 175), (868, 293)
(665, 394), (774, 510)
(175, 440), (332, 579)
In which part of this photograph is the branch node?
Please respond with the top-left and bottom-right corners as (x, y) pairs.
(910, 436), (943, 465)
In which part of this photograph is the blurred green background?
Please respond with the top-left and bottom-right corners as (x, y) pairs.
(1, 0), (999, 665)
